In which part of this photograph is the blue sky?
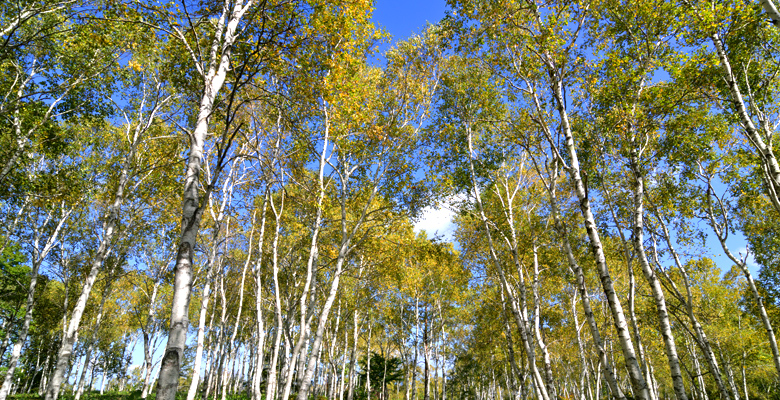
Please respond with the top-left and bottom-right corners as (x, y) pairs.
(371, 0), (447, 44)
(370, 0), (459, 241)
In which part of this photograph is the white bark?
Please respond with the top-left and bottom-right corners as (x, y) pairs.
(629, 173), (687, 400)
(702, 173), (780, 380)
(761, 0), (780, 26)
(498, 287), (523, 400)
(544, 74), (651, 400)
(0, 203), (75, 400)
(295, 139), (388, 400)
(650, 215), (734, 400)
(45, 79), (169, 400)
(265, 185), (287, 400)
(514, 3), (650, 396)
(252, 195), (269, 400)
(75, 273), (115, 400)
(706, 32), (780, 381)
(530, 241), (555, 398)
(156, 1), (254, 398)
(280, 104), (332, 400)
(347, 310), (359, 400)
(187, 161), (241, 400)
(539, 161), (624, 400)
(465, 125), (549, 400)
(220, 226), (253, 400)
(141, 280), (163, 399)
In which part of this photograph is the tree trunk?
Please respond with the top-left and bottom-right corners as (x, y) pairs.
(74, 288), (112, 400)
(465, 124), (549, 400)
(545, 72), (651, 400)
(367, 322), (373, 399)
(423, 316), (429, 400)
(651, 215), (734, 400)
(717, 342), (741, 400)
(188, 168), (240, 400)
(155, 1), (254, 398)
(531, 241), (556, 399)
(629, 165), (687, 400)
(46, 70), (170, 400)
(347, 311), (359, 400)
(0, 206), (73, 400)
(539, 159), (624, 400)
(220, 239), (253, 400)
(293, 248), (350, 400)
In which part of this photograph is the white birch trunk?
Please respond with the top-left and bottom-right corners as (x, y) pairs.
(252, 195), (269, 400)
(0, 198), (75, 400)
(539, 160), (624, 400)
(294, 152), (386, 400)
(220, 231), (253, 400)
(74, 274), (115, 400)
(465, 125), (549, 400)
(629, 171), (687, 400)
(546, 76), (651, 400)
(187, 164), (241, 400)
(650, 216), (734, 400)
(46, 72), (170, 400)
(347, 310), (359, 400)
(156, 1), (253, 397)
(265, 185), (287, 400)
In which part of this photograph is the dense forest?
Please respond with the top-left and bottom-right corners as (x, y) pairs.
(3, 0), (780, 400)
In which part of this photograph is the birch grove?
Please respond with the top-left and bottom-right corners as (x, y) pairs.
(4, 1), (780, 400)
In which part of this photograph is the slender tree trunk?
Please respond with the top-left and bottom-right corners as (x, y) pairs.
(156, 2), (254, 398)
(544, 72), (651, 400)
(46, 74), (170, 400)
(265, 185), (287, 400)
(214, 275), (229, 400)
(220, 239), (253, 400)
(75, 277), (114, 400)
(537, 159), (624, 400)
(367, 322), (373, 399)
(251, 195), (269, 400)
(99, 357), (108, 394)
(0, 206), (73, 400)
(188, 168), (240, 400)
(687, 338), (708, 400)
(651, 216), (733, 400)
(293, 247), (351, 400)
(411, 327), (418, 400)
(741, 351), (748, 400)
(339, 326), (349, 400)
(498, 289), (522, 400)
(465, 125), (549, 400)
(531, 241), (556, 398)
(74, 351), (92, 400)
(708, 31), (780, 381)
(571, 295), (591, 400)
(717, 342), (741, 400)
(347, 311), (359, 400)
(628, 164), (687, 400)
(141, 330), (154, 399)
(424, 316), (431, 400)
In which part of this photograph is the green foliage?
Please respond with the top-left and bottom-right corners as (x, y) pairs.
(357, 352), (404, 392)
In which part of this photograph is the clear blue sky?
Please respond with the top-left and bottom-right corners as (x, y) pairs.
(371, 0), (447, 45)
